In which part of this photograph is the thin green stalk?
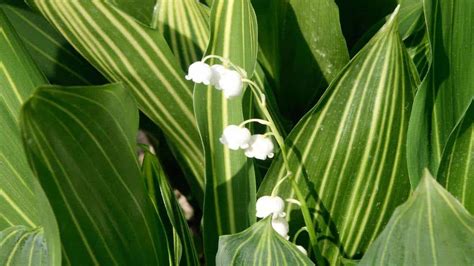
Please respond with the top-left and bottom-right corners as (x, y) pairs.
(244, 79), (326, 265)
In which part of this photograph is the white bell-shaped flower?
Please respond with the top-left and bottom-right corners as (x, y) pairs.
(271, 217), (289, 238)
(218, 69), (243, 98)
(256, 196), (285, 218)
(244, 135), (274, 160)
(219, 125), (251, 150)
(185, 61), (212, 85)
(296, 245), (308, 256)
(210, 64), (227, 88)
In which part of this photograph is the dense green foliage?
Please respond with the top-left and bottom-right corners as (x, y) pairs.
(0, 0), (472, 265)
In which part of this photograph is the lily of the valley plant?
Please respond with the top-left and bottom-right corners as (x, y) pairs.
(1, 0), (472, 265)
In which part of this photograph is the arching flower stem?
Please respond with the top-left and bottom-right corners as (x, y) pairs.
(245, 78), (326, 265)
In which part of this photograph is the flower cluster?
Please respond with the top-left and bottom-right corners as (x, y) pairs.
(219, 125), (274, 160)
(186, 58), (274, 160)
(185, 61), (244, 99)
(256, 196), (307, 255)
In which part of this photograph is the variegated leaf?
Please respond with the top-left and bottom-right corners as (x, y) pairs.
(259, 9), (415, 264)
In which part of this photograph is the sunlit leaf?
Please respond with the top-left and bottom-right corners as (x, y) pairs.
(359, 170), (474, 265)
(216, 217), (314, 266)
(193, 0), (259, 262)
(259, 9), (415, 264)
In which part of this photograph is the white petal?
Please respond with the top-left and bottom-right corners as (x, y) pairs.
(219, 70), (243, 98)
(244, 135), (274, 160)
(210, 64), (227, 88)
(271, 217), (289, 237)
(220, 125), (251, 150)
(256, 196), (285, 218)
(296, 245), (308, 255)
(186, 61), (212, 84)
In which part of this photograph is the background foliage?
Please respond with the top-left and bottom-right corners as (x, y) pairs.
(0, 0), (472, 265)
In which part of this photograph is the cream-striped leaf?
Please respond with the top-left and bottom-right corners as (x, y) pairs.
(437, 102), (473, 214)
(359, 170), (474, 265)
(156, 0), (210, 70)
(0, 9), (60, 265)
(0, 226), (48, 266)
(142, 151), (200, 266)
(407, 0), (474, 185)
(193, 0), (258, 262)
(1, 3), (105, 85)
(258, 9), (415, 264)
(216, 217), (315, 266)
(20, 83), (170, 265)
(27, 0), (205, 201)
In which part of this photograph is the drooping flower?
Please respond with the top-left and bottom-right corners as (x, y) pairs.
(218, 69), (244, 98)
(219, 125), (251, 150)
(271, 217), (289, 239)
(256, 196), (285, 218)
(244, 135), (274, 160)
(185, 61), (212, 85)
(210, 64), (227, 88)
(296, 245), (308, 256)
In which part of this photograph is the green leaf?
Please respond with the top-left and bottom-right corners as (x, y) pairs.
(142, 151), (200, 266)
(27, 0), (205, 201)
(255, 0), (350, 122)
(20, 83), (170, 265)
(107, 0), (160, 28)
(0, 9), (60, 265)
(156, 0), (210, 70)
(216, 217), (315, 265)
(1, 3), (106, 85)
(359, 170), (474, 265)
(437, 101), (473, 214)
(259, 9), (415, 264)
(0, 226), (48, 266)
(193, 0), (258, 262)
(407, 0), (474, 186)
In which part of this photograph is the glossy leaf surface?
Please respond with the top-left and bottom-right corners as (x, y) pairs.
(259, 10), (415, 264)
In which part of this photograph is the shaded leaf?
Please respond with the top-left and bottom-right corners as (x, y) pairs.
(142, 151), (200, 266)
(259, 9), (415, 264)
(0, 8), (59, 265)
(359, 170), (474, 265)
(407, 0), (474, 185)
(20, 83), (170, 265)
(438, 101), (473, 214)
(254, 0), (349, 122)
(216, 217), (314, 266)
